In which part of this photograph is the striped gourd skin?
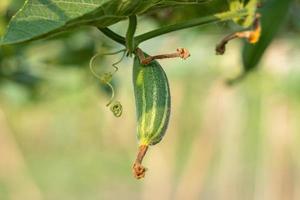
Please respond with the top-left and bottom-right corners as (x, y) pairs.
(133, 54), (171, 146)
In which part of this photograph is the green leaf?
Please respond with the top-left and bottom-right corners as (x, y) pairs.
(228, 0), (257, 27)
(1, 0), (208, 45)
(241, 0), (292, 75)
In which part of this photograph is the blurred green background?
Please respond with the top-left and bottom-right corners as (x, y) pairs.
(1, 1), (300, 200)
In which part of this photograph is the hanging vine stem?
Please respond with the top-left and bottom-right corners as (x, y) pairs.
(133, 9), (249, 48)
(89, 49), (126, 117)
(97, 9), (250, 50)
(126, 15), (137, 56)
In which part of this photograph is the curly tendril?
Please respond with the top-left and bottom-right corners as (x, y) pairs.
(89, 49), (126, 117)
(109, 101), (123, 117)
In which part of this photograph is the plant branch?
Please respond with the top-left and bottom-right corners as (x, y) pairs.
(98, 27), (126, 46)
(126, 15), (137, 55)
(134, 9), (249, 46)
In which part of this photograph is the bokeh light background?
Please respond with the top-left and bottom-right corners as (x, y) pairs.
(1, 1), (300, 200)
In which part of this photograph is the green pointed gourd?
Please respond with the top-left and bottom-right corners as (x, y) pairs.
(132, 52), (171, 147)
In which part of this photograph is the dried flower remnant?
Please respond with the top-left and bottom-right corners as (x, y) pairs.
(137, 48), (190, 65)
(216, 13), (261, 55)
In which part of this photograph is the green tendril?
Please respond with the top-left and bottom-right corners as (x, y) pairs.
(109, 101), (123, 117)
(89, 49), (126, 117)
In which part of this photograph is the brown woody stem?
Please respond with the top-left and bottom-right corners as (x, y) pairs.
(132, 145), (149, 179)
